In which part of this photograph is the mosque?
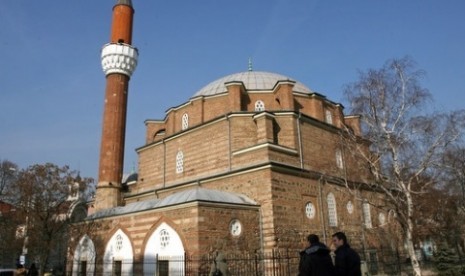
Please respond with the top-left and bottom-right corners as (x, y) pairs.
(68, 0), (395, 275)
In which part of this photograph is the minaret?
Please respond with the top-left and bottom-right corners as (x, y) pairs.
(95, 0), (138, 211)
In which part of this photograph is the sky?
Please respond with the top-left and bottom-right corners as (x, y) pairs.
(1, 0), (464, 181)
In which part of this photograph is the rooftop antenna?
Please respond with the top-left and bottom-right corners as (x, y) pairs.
(248, 57), (253, 72)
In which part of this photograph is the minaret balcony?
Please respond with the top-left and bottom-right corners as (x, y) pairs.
(101, 43), (138, 77)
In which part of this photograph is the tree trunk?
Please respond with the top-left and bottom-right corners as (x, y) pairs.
(405, 229), (422, 276)
(406, 192), (422, 276)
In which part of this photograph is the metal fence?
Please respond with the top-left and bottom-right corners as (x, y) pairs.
(67, 249), (299, 276)
(66, 248), (435, 276)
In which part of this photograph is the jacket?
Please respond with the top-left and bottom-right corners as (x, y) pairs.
(298, 242), (336, 276)
(334, 244), (362, 276)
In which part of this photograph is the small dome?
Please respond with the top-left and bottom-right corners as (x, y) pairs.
(193, 71), (313, 97)
(122, 172), (138, 184)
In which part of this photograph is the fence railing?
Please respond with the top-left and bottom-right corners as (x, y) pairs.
(67, 249), (299, 276)
(66, 248), (434, 276)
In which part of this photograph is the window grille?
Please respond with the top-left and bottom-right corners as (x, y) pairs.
(363, 201), (373, 228)
(181, 113), (189, 130)
(255, 100), (265, 111)
(336, 149), (344, 169)
(325, 109), (333, 124)
(176, 151), (184, 173)
(327, 193), (338, 227)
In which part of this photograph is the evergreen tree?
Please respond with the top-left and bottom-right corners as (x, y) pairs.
(434, 244), (462, 276)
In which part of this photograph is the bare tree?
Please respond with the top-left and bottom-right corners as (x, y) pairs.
(442, 146), (465, 212)
(0, 159), (18, 197)
(439, 146), (465, 257)
(342, 57), (465, 276)
(0, 160), (21, 267)
(7, 163), (93, 274)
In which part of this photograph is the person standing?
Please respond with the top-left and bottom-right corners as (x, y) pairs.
(298, 234), (336, 276)
(332, 232), (362, 276)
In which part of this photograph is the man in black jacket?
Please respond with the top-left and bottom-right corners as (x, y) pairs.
(332, 232), (362, 276)
(299, 234), (335, 276)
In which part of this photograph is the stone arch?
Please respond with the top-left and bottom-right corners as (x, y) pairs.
(143, 221), (185, 275)
(72, 235), (96, 276)
(103, 228), (134, 275)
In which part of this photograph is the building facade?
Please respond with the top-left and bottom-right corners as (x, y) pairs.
(68, 1), (397, 275)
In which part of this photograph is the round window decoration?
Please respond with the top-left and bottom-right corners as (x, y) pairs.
(159, 229), (170, 249)
(229, 219), (242, 236)
(346, 201), (354, 214)
(379, 213), (386, 225)
(305, 202), (316, 219)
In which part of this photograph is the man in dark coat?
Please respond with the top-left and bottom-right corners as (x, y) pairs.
(332, 232), (362, 276)
(298, 234), (335, 276)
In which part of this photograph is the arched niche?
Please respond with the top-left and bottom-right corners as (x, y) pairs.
(72, 235), (96, 276)
(143, 222), (185, 275)
(103, 229), (134, 275)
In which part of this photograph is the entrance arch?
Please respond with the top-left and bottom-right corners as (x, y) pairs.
(144, 222), (185, 275)
(72, 235), (96, 276)
(103, 229), (134, 275)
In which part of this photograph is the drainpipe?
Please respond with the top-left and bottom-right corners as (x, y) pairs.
(163, 139), (166, 188)
(318, 175), (327, 241)
(297, 112), (304, 169)
(227, 114), (232, 171)
(359, 192), (368, 260)
(259, 208), (264, 253)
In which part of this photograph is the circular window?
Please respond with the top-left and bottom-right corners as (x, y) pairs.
(305, 202), (316, 219)
(159, 229), (170, 249)
(346, 201), (354, 214)
(229, 219), (242, 236)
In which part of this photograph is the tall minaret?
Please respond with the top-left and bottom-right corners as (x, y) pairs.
(95, 0), (138, 211)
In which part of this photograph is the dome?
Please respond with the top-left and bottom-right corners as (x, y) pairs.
(193, 71), (313, 97)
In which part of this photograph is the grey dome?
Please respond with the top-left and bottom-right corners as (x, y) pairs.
(193, 71), (313, 97)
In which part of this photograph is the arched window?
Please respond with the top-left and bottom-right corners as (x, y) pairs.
(181, 113), (189, 130)
(327, 193), (338, 227)
(255, 100), (265, 111)
(325, 109), (333, 124)
(387, 209), (396, 223)
(336, 149), (344, 169)
(363, 201), (373, 228)
(346, 201), (354, 214)
(176, 151), (184, 174)
(378, 212), (386, 226)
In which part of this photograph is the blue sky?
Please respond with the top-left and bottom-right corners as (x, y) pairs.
(1, 0), (464, 181)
